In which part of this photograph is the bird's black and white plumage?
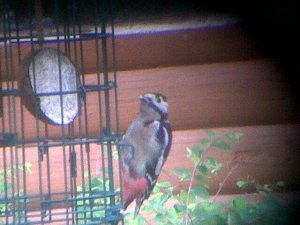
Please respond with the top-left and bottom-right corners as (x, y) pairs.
(119, 93), (172, 217)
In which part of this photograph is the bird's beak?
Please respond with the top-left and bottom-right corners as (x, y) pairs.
(139, 95), (146, 102)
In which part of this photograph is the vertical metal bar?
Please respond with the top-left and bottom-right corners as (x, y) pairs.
(69, 143), (77, 224)
(74, 1), (91, 222)
(1, 1), (17, 221)
(2, 148), (9, 224)
(100, 0), (116, 208)
(78, 10), (90, 141)
(91, 0), (104, 139)
(79, 144), (87, 223)
(70, 0), (81, 125)
(111, 6), (120, 136)
(34, 0), (44, 48)
(28, 0), (45, 222)
(53, 1), (70, 223)
(69, 1), (79, 223)
(6, 4), (22, 223)
(45, 138), (52, 222)
(36, 0), (51, 218)
(57, 27), (65, 129)
(62, 144), (69, 224)
(5, 1), (18, 221)
(15, 4), (30, 224)
(85, 143), (93, 221)
(100, 2), (111, 134)
(38, 149), (44, 225)
(109, 1), (124, 223)
(93, 1), (109, 220)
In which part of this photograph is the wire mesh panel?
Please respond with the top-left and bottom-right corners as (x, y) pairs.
(0, 0), (121, 224)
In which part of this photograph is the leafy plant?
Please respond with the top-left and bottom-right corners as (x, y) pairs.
(75, 170), (121, 224)
(0, 163), (32, 225)
(124, 130), (296, 225)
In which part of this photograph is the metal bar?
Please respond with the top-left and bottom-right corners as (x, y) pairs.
(0, 190), (116, 202)
(13, 134), (117, 148)
(0, 82), (116, 97)
(2, 1), (18, 221)
(16, 5), (30, 223)
(62, 143), (69, 225)
(2, 148), (9, 224)
(85, 144), (93, 222)
(100, 0), (117, 213)
(45, 135), (52, 221)
(69, 145), (76, 224)
(70, 150), (77, 178)
(93, 2), (104, 137)
(74, 2), (89, 222)
(34, 0), (44, 47)
(1, 32), (111, 44)
(0, 132), (18, 147)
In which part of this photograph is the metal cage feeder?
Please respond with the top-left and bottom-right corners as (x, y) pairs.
(0, 0), (122, 224)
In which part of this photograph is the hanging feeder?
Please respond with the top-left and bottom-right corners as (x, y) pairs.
(19, 48), (81, 126)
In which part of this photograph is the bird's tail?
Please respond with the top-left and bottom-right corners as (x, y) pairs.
(134, 204), (141, 218)
(134, 197), (145, 218)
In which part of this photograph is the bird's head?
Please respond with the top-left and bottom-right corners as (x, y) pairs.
(139, 93), (169, 120)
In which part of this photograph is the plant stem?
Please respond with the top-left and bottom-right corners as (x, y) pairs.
(185, 163), (197, 225)
(211, 162), (239, 203)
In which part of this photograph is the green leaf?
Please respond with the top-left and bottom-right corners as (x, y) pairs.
(200, 139), (211, 149)
(179, 190), (188, 203)
(24, 163), (32, 174)
(188, 191), (196, 204)
(227, 132), (243, 143)
(157, 181), (172, 188)
(91, 176), (103, 189)
(205, 157), (223, 174)
(211, 140), (230, 150)
(236, 180), (246, 189)
(126, 213), (145, 225)
(166, 207), (179, 222)
(6, 183), (12, 191)
(174, 204), (187, 213)
(205, 129), (216, 140)
(197, 164), (209, 176)
(227, 210), (243, 225)
(195, 174), (209, 188)
(276, 181), (285, 188)
(191, 186), (209, 199)
(187, 146), (202, 165)
(232, 197), (247, 210)
(160, 192), (172, 205)
(77, 186), (83, 192)
(102, 167), (109, 175)
(112, 149), (119, 160)
(190, 146), (202, 157)
(154, 213), (166, 224)
(263, 184), (273, 193)
(170, 168), (191, 181)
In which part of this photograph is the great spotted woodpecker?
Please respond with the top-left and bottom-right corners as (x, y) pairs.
(119, 93), (172, 217)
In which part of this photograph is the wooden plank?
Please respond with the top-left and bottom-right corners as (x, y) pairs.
(114, 25), (258, 71)
(163, 124), (300, 194)
(0, 25), (258, 81)
(116, 60), (299, 132)
(0, 60), (298, 141)
(1, 124), (299, 205)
